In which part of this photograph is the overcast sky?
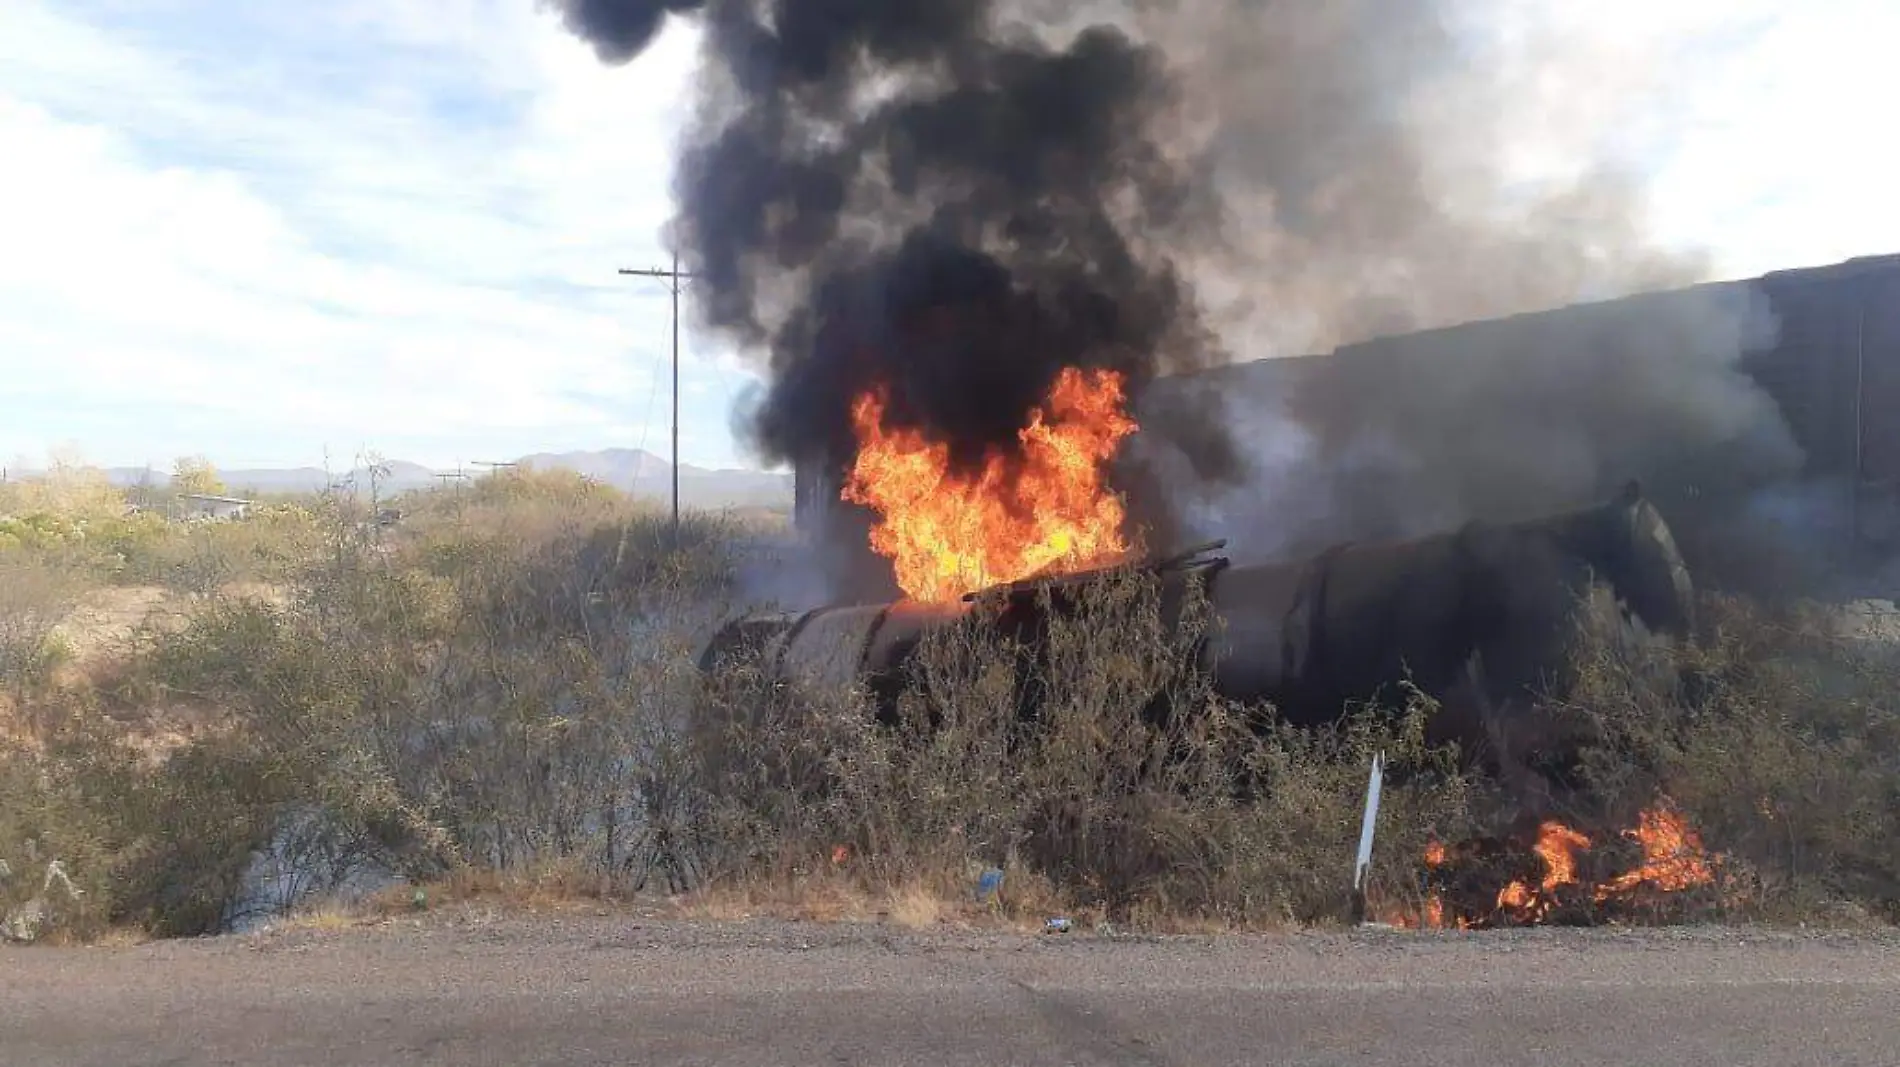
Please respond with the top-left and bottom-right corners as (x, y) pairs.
(1, 1), (1895, 473)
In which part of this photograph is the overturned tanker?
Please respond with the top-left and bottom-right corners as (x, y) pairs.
(699, 483), (1695, 779)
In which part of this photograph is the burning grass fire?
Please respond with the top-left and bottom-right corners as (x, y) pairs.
(1391, 799), (1720, 930)
(841, 367), (1140, 602)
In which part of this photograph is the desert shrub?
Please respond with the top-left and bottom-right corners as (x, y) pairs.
(134, 505), (327, 592)
(0, 496), (324, 592)
(377, 506), (739, 888)
(61, 510), (171, 583)
(465, 466), (626, 510)
(0, 555), (90, 710)
(20, 462), (1900, 941)
(8, 477), (742, 936)
(688, 568), (1477, 927)
(0, 462), (124, 524)
(113, 595), (448, 934)
(0, 513), (88, 554)
(25, 492), (747, 932)
(0, 730), (121, 942)
(0, 697), (402, 940)
(1567, 592), (1900, 922)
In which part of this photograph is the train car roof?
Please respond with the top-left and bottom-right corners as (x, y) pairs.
(1164, 250), (1900, 390)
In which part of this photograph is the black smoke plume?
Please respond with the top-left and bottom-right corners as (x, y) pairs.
(551, 0), (1238, 568)
(551, 0), (706, 64)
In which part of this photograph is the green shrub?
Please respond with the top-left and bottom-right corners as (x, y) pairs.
(0, 732), (120, 942)
(1568, 593), (1900, 922)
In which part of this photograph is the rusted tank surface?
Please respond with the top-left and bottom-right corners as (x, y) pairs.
(701, 484), (1694, 774)
(697, 599), (975, 698)
(1274, 480), (1691, 725)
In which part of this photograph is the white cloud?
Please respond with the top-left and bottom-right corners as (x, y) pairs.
(0, 0), (753, 470)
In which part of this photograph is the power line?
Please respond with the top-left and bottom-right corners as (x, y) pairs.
(618, 253), (695, 543)
(628, 318), (667, 497)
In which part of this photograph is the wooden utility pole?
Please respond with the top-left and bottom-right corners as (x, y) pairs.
(618, 253), (694, 543)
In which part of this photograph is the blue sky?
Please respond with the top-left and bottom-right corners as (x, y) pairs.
(1, 0), (1896, 473)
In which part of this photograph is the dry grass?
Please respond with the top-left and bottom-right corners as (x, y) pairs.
(272, 900), (374, 933)
(666, 869), (1065, 933)
(676, 878), (883, 924)
(424, 861), (629, 911)
(4, 468), (1898, 943)
(280, 871), (973, 933)
(884, 882), (948, 929)
(348, 861), (1284, 936)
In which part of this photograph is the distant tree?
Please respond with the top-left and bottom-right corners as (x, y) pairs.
(0, 447), (125, 520)
(468, 465), (625, 508)
(171, 455), (227, 497)
(129, 465), (158, 510)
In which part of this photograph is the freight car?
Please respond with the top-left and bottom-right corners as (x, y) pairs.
(1270, 251), (1900, 598)
(704, 483), (1695, 783)
(1746, 252), (1900, 542)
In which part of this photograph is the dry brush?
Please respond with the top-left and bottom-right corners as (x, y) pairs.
(0, 472), (1896, 938)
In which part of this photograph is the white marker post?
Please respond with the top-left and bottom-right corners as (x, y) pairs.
(1351, 751), (1385, 924)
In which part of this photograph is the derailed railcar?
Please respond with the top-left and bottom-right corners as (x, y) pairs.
(703, 483), (1694, 782)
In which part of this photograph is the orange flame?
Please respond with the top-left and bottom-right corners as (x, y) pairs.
(1413, 839), (1454, 928)
(1379, 839), (1470, 929)
(841, 366), (1138, 602)
(1397, 799), (1717, 930)
(1594, 802), (1714, 901)
(1494, 820), (1593, 923)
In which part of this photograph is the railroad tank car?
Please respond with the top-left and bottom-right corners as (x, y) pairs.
(705, 483), (1694, 779)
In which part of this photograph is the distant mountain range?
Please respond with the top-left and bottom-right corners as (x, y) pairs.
(92, 448), (793, 512)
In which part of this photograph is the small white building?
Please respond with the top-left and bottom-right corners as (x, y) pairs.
(175, 493), (254, 522)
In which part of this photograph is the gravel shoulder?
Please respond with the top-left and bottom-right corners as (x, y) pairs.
(6, 914), (1899, 1066)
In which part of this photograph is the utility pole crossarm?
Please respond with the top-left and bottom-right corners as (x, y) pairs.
(616, 267), (696, 280)
(617, 256), (696, 544)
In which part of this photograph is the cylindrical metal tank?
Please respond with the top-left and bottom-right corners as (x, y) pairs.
(770, 600), (972, 694)
(1200, 554), (1308, 699)
(700, 486), (1695, 763)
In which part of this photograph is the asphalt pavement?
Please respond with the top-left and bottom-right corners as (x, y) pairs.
(5, 914), (1898, 1066)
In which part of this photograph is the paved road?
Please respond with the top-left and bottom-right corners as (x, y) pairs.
(5, 915), (1898, 1066)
